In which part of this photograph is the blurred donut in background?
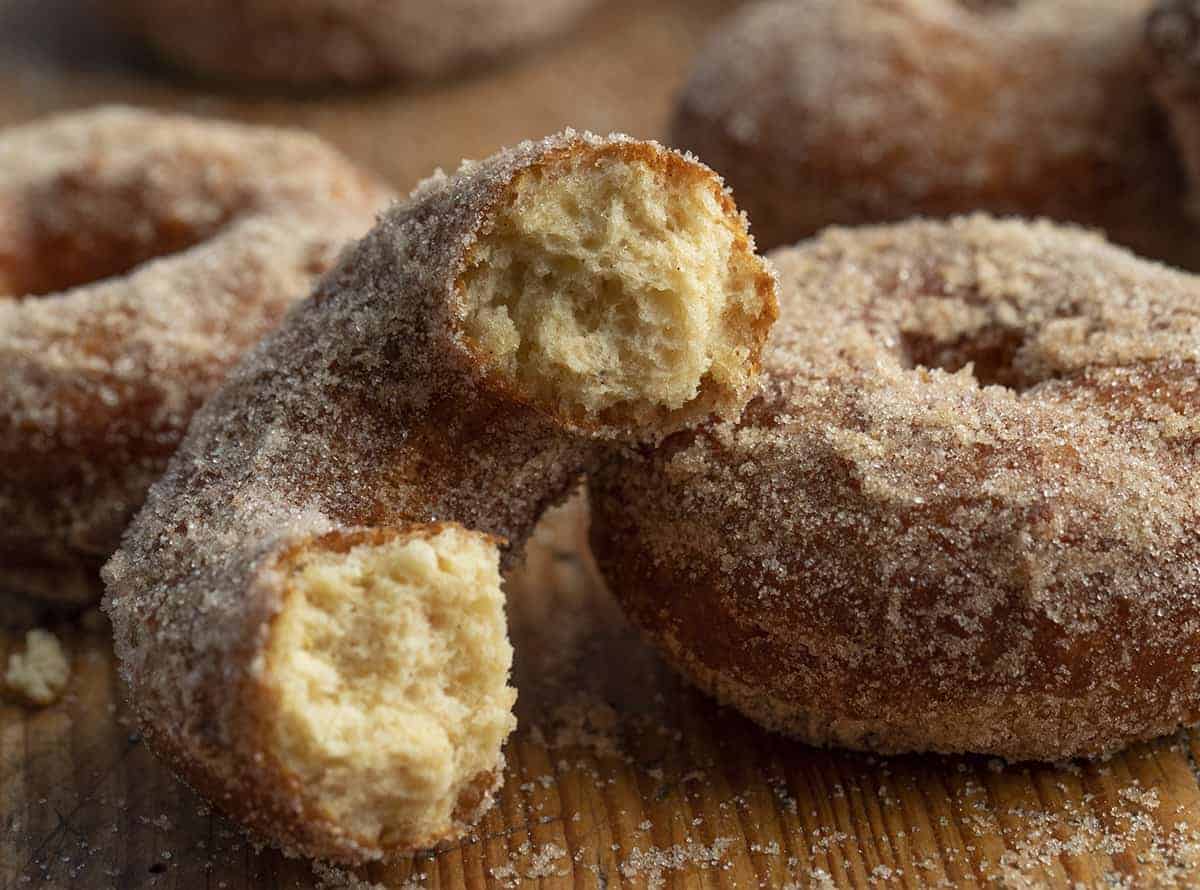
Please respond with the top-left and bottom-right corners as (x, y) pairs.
(109, 0), (599, 87)
(671, 0), (1199, 268)
(1147, 0), (1200, 214)
(0, 106), (389, 605)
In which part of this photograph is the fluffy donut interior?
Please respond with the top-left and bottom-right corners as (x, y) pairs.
(263, 525), (516, 850)
(460, 151), (767, 426)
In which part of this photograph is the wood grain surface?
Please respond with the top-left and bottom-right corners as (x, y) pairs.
(2, 1), (1200, 887)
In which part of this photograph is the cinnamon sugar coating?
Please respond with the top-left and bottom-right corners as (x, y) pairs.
(0, 107), (388, 605)
(111, 0), (596, 87)
(102, 132), (775, 862)
(590, 216), (1200, 762)
(672, 0), (1197, 266)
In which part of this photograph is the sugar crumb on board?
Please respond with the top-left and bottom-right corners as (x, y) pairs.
(311, 861), (389, 890)
(8, 493), (1200, 885)
(618, 837), (734, 890)
(506, 494), (1200, 886)
(488, 842), (569, 886)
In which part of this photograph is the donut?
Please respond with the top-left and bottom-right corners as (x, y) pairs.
(102, 131), (776, 862)
(671, 0), (1198, 267)
(589, 215), (1200, 762)
(0, 107), (389, 606)
(111, 0), (597, 87)
(1147, 0), (1200, 208)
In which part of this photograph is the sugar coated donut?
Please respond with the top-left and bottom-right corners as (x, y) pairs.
(590, 216), (1200, 762)
(102, 131), (776, 862)
(672, 0), (1197, 267)
(0, 107), (389, 606)
(111, 0), (597, 87)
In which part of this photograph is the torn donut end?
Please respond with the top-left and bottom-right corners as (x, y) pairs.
(250, 524), (514, 861)
(459, 139), (776, 434)
(101, 131), (778, 865)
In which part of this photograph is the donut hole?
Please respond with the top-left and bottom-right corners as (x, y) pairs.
(0, 176), (230, 298)
(1147, 1), (1200, 71)
(0, 224), (210, 297)
(459, 150), (770, 428)
(901, 325), (1032, 390)
(263, 525), (516, 850)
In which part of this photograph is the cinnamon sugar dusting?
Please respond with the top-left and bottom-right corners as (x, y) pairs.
(591, 215), (1200, 761)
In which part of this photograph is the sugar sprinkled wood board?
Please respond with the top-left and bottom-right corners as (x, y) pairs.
(2, 1), (1200, 886)
(5, 496), (1200, 888)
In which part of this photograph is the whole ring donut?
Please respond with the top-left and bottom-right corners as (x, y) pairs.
(0, 107), (389, 605)
(589, 215), (1200, 762)
(103, 131), (776, 862)
(111, 0), (597, 87)
(671, 0), (1197, 266)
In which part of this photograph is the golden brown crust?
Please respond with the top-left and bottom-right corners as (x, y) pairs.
(110, 0), (597, 87)
(672, 0), (1197, 266)
(102, 131), (772, 862)
(590, 216), (1200, 762)
(0, 107), (390, 604)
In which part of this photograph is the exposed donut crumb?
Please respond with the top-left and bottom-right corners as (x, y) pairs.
(267, 527), (516, 852)
(5, 629), (70, 706)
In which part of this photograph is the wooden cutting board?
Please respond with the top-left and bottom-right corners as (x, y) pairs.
(2, 1), (1200, 887)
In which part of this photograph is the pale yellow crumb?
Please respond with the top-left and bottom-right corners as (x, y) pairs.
(6, 629), (70, 706)
(462, 151), (768, 425)
(266, 526), (516, 849)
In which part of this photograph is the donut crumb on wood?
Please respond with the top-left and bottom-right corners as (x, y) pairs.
(5, 630), (70, 707)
